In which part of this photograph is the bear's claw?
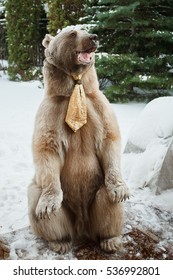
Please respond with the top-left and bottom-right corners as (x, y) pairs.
(107, 182), (130, 202)
(36, 191), (63, 219)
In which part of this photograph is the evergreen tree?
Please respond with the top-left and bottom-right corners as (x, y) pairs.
(45, 0), (85, 35)
(84, 0), (173, 101)
(0, 0), (7, 62)
(6, 0), (43, 80)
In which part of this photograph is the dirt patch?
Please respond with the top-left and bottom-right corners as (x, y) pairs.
(73, 228), (173, 260)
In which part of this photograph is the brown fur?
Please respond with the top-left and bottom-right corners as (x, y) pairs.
(28, 29), (129, 254)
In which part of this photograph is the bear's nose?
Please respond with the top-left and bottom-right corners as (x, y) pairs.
(89, 34), (98, 42)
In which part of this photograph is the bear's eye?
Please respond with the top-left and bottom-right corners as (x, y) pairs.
(70, 30), (77, 38)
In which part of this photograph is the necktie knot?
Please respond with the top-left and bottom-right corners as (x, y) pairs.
(75, 79), (82, 85)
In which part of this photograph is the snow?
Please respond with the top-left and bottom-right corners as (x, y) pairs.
(139, 74), (150, 81)
(0, 7), (4, 13)
(0, 74), (43, 234)
(0, 71), (172, 259)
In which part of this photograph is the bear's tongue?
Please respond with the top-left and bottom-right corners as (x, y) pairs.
(78, 52), (93, 63)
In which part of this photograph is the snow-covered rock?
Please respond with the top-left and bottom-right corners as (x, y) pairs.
(124, 97), (173, 194)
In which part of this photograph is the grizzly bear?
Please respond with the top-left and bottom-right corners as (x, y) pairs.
(28, 28), (129, 254)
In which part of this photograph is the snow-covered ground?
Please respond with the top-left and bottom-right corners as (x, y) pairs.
(0, 71), (172, 259)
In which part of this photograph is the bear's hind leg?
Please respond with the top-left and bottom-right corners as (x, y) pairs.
(28, 181), (74, 254)
(89, 185), (124, 253)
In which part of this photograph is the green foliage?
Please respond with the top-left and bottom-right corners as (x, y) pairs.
(83, 0), (173, 102)
(95, 53), (173, 102)
(45, 0), (85, 35)
(86, 0), (173, 55)
(6, 0), (43, 81)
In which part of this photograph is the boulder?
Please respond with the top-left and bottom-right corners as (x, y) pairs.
(124, 96), (173, 194)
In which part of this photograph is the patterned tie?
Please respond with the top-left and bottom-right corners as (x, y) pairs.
(65, 74), (87, 132)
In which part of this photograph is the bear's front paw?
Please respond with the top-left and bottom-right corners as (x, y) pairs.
(36, 190), (63, 219)
(107, 182), (130, 203)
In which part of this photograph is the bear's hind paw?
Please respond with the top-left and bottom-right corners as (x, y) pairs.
(100, 237), (122, 253)
(49, 241), (72, 254)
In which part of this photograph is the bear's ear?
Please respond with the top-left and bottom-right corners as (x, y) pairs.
(42, 34), (54, 48)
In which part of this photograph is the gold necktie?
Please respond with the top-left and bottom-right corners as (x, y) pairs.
(65, 74), (87, 132)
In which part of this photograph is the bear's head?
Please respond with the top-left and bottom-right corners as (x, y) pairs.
(42, 29), (99, 75)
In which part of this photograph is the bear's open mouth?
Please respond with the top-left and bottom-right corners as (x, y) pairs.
(77, 46), (97, 64)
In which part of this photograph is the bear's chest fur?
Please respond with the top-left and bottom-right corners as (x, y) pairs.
(59, 97), (105, 209)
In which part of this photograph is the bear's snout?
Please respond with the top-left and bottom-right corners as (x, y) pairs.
(89, 34), (99, 49)
(77, 33), (98, 65)
(89, 34), (99, 43)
